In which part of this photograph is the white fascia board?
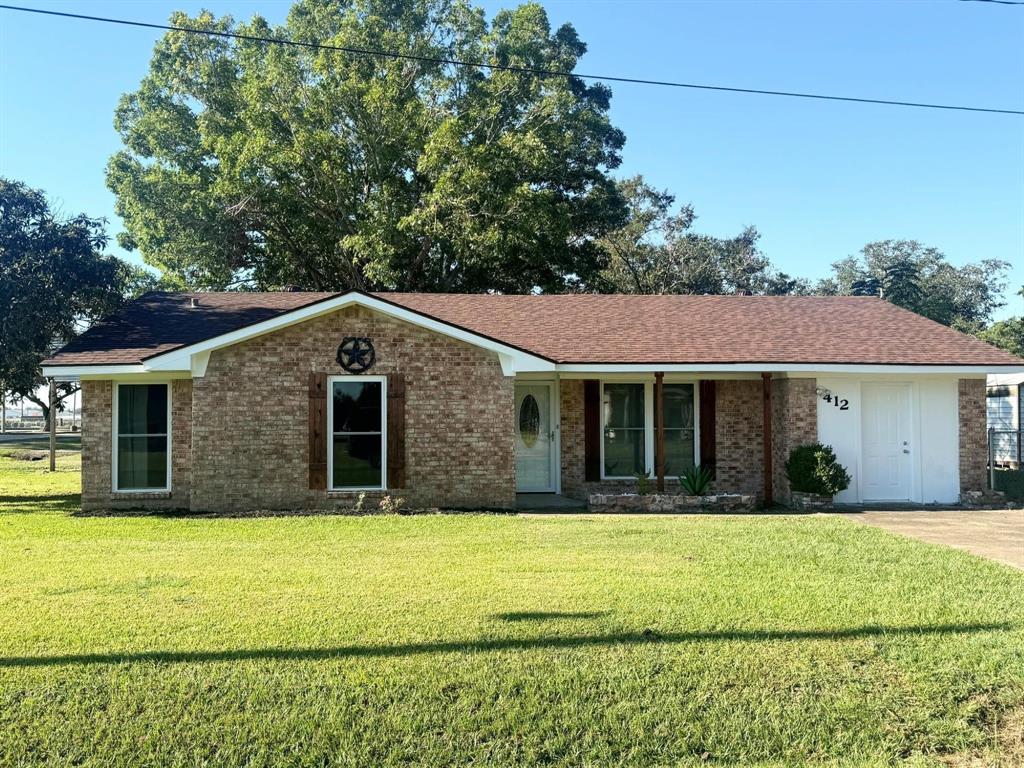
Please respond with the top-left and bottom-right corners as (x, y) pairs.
(41, 364), (150, 380)
(554, 363), (1024, 375)
(144, 292), (554, 376)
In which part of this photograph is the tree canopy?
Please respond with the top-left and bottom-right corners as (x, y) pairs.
(108, 0), (627, 293)
(978, 314), (1024, 359)
(596, 176), (808, 296)
(0, 179), (149, 423)
(817, 240), (1009, 333)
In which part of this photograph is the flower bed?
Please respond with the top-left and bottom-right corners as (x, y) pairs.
(588, 493), (757, 514)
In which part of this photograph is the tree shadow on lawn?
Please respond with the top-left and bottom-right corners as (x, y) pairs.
(0, 622), (1010, 668)
(494, 611), (609, 621)
(0, 493), (81, 513)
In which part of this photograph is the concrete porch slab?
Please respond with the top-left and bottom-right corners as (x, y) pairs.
(515, 494), (587, 512)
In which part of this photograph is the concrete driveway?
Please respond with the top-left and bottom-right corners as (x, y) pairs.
(838, 509), (1024, 569)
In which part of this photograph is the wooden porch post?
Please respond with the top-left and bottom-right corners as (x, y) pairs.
(48, 377), (57, 473)
(762, 372), (773, 506)
(655, 372), (665, 492)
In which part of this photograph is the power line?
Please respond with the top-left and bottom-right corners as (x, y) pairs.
(1, 3), (1022, 116)
(959, 0), (1024, 6)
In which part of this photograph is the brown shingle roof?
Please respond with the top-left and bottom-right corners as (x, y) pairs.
(43, 291), (1024, 368)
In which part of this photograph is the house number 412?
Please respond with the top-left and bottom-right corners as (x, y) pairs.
(822, 392), (849, 410)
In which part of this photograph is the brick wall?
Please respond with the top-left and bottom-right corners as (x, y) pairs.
(771, 378), (818, 503)
(81, 379), (192, 511)
(958, 378), (987, 494)
(560, 378), (766, 500)
(187, 305), (515, 513)
(714, 380), (764, 497)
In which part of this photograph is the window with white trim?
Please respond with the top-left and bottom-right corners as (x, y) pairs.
(659, 383), (696, 477)
(603, 382), (646, 478)
(114, 383), (170, 491)
(328, 375), (386, 490)
(601, 380), (697, 480)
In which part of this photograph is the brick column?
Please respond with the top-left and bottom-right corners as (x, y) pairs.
(958, 379), (987, 495)
(771, 378), (818, 504)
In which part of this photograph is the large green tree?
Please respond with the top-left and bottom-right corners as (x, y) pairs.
(597, 176), (808, 295)
(978, 317), (1024, 359)
(0, 179), (151, 428)
(817, 240), (1008, 332)
(107, 0), (627, 293)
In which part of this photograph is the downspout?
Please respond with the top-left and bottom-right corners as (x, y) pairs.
(655, 372), (665, 492)
(762, 373), (773, 506)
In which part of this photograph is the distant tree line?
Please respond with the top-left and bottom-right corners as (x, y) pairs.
(2, 0), (1021, 418)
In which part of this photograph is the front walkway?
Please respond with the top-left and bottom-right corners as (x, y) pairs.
(836, 509), (1024, 569)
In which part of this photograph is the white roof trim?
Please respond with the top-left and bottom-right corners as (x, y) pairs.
(44, 359), (1024, 381)
(556, 363), (1024, 375)
(43, 364), (151, 379)
(139, 291), (554, 376)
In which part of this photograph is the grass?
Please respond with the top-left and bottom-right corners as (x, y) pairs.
(0, 456), (1023, 766)
(0, 434), (81, 453)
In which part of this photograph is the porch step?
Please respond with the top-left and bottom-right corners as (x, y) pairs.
(515, 493), (586, 512)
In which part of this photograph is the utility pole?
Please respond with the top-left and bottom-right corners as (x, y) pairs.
(48, 378), (56, 472)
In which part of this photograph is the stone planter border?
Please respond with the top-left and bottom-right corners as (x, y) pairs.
(788, 491), (833, 510)
(588, 493), (757, 514)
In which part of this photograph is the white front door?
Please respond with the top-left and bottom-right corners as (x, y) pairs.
(861, 383), (912, 501)
(515, 383), (556, 492)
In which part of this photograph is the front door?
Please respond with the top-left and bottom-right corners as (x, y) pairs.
(515, 383), (556, 492)
(861, 383), (912, 501)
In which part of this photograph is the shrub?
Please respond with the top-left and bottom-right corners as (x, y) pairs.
(378, 495), (406, 514)
(634, 471), (653, 496)
(785, 443), (851, 497)
(678, 465), (714, 496)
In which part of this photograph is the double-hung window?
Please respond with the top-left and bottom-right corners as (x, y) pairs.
(114, 383), (171, 491)
(602, 383), (647, 478)
(659, 383), (696, 477)
(601, 380), (697, 480)
(328, 375), (386, 490)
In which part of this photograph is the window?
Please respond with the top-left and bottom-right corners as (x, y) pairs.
(659, 383), (696, 476)
(603, 382), (646, 478)
(328, 375), (386, 490)
(600, 380), (698, 480)
(114, 383), (170, 491)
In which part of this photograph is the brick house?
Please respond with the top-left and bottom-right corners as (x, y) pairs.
(42, 291), (1024, 513)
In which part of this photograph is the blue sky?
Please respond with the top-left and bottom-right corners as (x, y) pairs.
(1, 0), (1022, 318)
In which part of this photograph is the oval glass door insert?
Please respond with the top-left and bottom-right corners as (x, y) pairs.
(519, 394), (541, 448)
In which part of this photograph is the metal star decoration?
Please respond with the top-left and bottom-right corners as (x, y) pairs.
(337, 337), (376, 373)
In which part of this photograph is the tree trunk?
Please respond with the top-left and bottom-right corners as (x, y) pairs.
(25, 393), (50, 432)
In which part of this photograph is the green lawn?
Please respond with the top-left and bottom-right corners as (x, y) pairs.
(1, 456), (1022, 767)
(0, 433), (81, 453)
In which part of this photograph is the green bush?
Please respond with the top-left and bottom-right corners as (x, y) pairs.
(785, 443), (851, 497)
(634, 471), (653, 496)
(994, 468), (1024, 501)
(679, 465), (714, 495)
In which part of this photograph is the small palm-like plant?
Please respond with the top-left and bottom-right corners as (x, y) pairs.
(678, 465), (714, 496)
(634, 471), (653, 496)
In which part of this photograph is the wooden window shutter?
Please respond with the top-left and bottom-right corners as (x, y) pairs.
(309, 372), (328, 490)
(386, 374), (406, 489)
(699, 380), (717, 478)
(583, 379), (601, 482)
